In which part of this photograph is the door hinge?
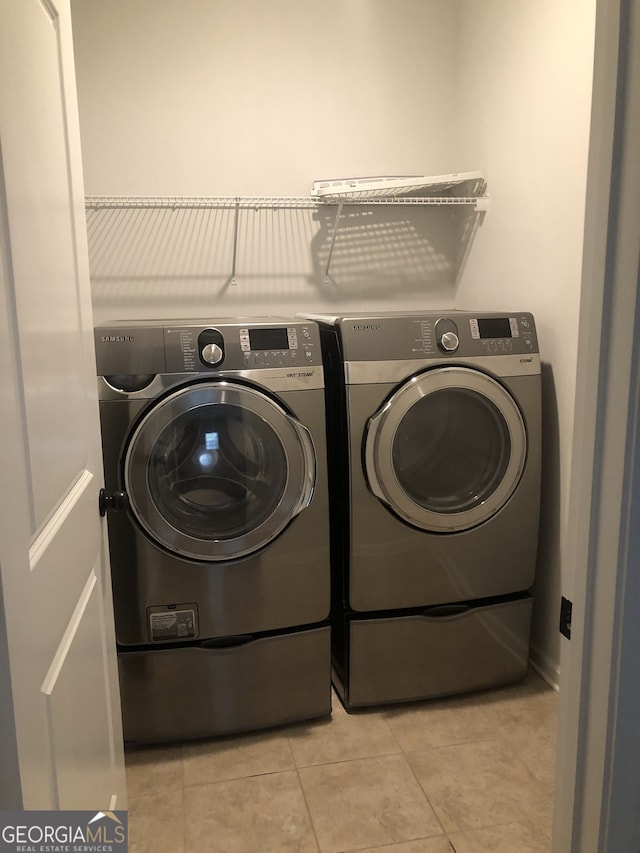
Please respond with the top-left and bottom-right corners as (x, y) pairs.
(559, 596), (573, 639)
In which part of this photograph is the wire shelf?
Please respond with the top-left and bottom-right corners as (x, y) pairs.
(85, 193), (486, 210)
(84, 172), (488, 287)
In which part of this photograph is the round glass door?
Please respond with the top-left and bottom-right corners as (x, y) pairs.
(364, 367), (526, 532)
(124, 381), (315, 560)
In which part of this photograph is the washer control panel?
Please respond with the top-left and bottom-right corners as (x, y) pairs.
(162, 320), (322, 372)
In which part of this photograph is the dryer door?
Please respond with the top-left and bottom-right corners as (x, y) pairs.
(364, 366), (526, 532)
(124, 381), (316, 560)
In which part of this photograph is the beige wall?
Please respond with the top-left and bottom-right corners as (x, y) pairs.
(72, 0), (459, 197)
(454, 1), (596, 681)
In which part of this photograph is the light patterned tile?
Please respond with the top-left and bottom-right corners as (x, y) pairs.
(504, 723), (557, 790)
(288, 703), (400, 767)
(125, 744), (184, 798)
(408, 740), (553, 835)
(128, 789), (184, 853)
(448, 819), (552, 851)
(477, 673), (558, 740)
(356, 838), (454, 853)
(477, 673), (558, 791)
(182, 729), (294, 786)
(383, 694), (494, 752)
(183, 769), (318, 852)
(299, 754), (443, 853)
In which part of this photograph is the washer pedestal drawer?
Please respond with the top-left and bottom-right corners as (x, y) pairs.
(335, 595), (532, 710)
(118, 625), (331, 743)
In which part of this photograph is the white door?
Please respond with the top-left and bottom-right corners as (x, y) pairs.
(0, 0), (125, 809)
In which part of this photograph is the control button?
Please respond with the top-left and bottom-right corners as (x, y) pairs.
(198, 328), (225, 367)
(523, 335), (533, 350)
(302, 328), (311, 339)
(521, 318), (530, 330)
(304, 350), (313, 361)
(440, 331), (459, 352)
(201, 343), (223, 365)
(435, 317), (459, 353)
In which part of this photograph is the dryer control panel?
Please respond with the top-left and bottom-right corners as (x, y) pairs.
(421, 314), (537, 358)
(335, 311), (538, 362)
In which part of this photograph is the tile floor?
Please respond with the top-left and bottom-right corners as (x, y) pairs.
(125, 670), (557, 853)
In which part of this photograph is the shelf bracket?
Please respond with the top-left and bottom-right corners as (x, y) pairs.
(228, 197), (240, 286)
(323, 201), (344, 284)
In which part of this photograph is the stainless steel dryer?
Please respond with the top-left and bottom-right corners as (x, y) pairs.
(95, 318), (331, 742)
(309, 310), (542, 709)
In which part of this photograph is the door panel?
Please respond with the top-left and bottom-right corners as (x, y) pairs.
(43, 572), (115, 810)
(125, 381), (316, 560)
(3, 0), (90, 530)
(0, 0), (125, 809)
(364, 367), (527, 532)
(28, 471), (101, 665)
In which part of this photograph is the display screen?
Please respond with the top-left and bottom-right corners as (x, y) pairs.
(249, 328), (289, 351)
(477, 318), (512, 339)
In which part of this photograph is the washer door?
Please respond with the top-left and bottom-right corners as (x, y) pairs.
(124, 381), (316, 560)
(364, 366), (526, 532)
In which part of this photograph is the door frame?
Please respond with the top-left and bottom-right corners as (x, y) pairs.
(553, 0), (640, 849)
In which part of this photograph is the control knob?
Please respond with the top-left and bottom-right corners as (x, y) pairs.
(201, 343), (223, 365)
(439, 331), (459, 352)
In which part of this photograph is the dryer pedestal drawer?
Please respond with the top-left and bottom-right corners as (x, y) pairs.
(119, 625), (331, 743)
(337, 596), (532, 709)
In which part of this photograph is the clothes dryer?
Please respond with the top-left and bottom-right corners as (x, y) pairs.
(309, 311), (542, 709)
(95, 318), (331, 741)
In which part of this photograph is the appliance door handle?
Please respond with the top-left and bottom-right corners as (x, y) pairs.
(420, 604), (471, 620)
(289, 419), (317, 517)
(363, 408), (389, 504)
(200, 635), (255, 650)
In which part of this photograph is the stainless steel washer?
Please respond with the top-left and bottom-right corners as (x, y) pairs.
(95, 318), (331, 742)
(308, 310), (542, 709)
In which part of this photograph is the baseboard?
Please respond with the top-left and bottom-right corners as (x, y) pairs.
(529, 643), (560, 692)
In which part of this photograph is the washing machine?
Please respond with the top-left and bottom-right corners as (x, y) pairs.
(308, 310), (542, 709)
(95, 318), (331, 742)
